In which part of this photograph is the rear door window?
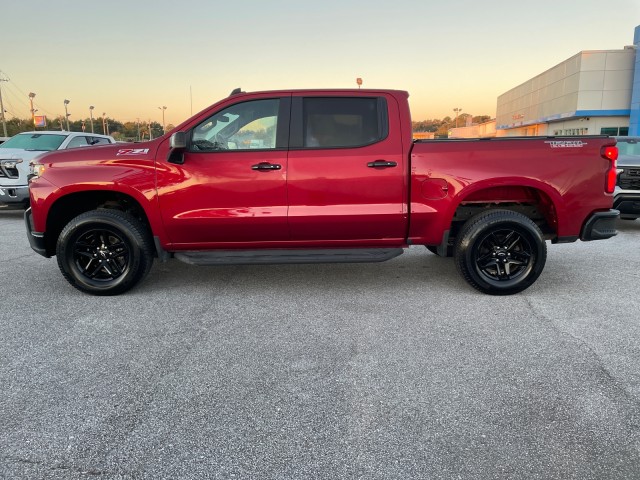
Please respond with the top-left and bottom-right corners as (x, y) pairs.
(297, 97), (388, 149)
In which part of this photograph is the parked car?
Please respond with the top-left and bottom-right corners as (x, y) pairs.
(0, 131), (115, 209)
(25, 88), (618, 296)
(614, 136), (640, 220)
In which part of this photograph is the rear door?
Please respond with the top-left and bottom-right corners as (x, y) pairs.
(286, 94), (406, 243)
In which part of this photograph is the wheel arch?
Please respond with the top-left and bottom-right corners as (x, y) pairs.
(44, 189), (159, 257)
(446, 183), (562, 245)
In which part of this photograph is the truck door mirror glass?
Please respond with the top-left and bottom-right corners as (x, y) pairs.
(170, 132), (187, 149)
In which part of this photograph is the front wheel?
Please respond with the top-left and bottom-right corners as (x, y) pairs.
(56, 209), (154, 295)
(454, 210), (547, 295)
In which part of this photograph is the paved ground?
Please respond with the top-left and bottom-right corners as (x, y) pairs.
(1, 209), (640, 479)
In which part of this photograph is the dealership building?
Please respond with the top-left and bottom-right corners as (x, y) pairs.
(468, 25), (640, 138)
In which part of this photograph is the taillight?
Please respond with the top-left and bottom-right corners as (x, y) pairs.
(602, 146), (618, 161)
(601, 145), (618, 194)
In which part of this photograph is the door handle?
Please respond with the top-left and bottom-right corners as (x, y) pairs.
(251, 162), (282, 171)
(367, 160), (397, 168)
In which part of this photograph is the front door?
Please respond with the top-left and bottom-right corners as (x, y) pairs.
(157, 97), (291, 246)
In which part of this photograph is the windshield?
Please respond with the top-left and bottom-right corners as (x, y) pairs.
(617, 138), (640, 157)
(0, 133), (67, 151)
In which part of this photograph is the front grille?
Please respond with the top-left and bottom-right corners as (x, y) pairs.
(0, 161), (20, 179)
(618, 168), (640, 190)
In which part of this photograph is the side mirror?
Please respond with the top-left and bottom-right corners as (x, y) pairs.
(168, 132), (187, 164)
(170, 132), (187, 149)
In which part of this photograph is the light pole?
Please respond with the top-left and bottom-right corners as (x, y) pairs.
(453, 107), (462, 128)
(29, 92), (36, 127)
(64, 99), (70, 131)
(102, 112), (109, 135)
(158, 106), (167, 133)
(89, 106), (95, 133)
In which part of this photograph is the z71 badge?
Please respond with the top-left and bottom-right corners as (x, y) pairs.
(117, 148), (150, 156)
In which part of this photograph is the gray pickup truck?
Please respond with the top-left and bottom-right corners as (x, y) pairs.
(0, 131), (115, 209)
(614, 136), (640, 220)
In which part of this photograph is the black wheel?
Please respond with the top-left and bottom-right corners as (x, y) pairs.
(454, 210), (547, 295)
(426, 245), (453, 257)
(56, 209), (154, 295)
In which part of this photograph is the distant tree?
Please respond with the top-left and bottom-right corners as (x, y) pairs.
(4, 118), (31, 136)
(473, 115), (491, 124)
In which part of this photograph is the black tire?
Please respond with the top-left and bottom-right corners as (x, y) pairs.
(454, 209), (547, 295)
(56, 209), (154, 295)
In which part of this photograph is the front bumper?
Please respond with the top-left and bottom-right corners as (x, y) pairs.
(580, 209), (619, 241)
(613, 192), (640, 219)
(0, 184), (29, 208)
(24, 207), (49, 257)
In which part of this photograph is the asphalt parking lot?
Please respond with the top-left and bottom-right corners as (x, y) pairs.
(1, 209), (640, 479)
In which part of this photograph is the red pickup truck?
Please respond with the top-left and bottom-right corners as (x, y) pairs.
(25, 88), (619, 296)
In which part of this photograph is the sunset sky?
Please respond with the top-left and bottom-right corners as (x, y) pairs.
(2, 0), (639, 127)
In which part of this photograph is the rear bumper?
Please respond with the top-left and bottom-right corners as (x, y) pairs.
(580, 209), (619, 241)
(24, 207), (49, 257)
(613, 192), (640, 219)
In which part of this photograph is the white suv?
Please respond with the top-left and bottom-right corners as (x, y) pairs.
(0, 131), (115, 208)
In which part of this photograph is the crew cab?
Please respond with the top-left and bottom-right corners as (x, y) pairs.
(25, 89), (619, 295)
(0, 131), (115, 208)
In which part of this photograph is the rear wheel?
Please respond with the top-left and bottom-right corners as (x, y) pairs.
(56, 209), (154, 295)
(454, 210), (546, 295)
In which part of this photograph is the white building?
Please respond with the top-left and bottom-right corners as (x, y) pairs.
(496, 25), (639, 137)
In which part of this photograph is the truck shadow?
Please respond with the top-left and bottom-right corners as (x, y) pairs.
(143, 247), (463, 296)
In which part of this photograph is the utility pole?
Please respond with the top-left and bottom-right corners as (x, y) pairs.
(0, 74), (8, 137)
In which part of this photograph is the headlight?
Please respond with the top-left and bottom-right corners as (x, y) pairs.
(1, 159), (22, 169)
(28, 161), (46, 180)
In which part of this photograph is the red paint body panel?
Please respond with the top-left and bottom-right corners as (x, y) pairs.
(408, 138), (615, 244)
(27, 88), (616, 254)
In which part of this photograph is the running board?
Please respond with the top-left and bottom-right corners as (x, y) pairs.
(173, 248), (404, 266)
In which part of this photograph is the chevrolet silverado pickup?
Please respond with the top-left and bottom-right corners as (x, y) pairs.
(25, 88), (619, 295)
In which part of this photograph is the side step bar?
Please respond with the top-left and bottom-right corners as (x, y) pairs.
(174, 248), (404, 266)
